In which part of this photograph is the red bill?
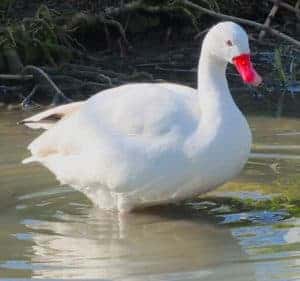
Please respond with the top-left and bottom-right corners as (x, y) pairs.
(232, 54), (262, 86)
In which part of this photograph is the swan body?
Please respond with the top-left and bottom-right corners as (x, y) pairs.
(22, 22), (262, 211)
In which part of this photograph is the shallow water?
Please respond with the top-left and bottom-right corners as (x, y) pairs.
(0, 110), (300, 280)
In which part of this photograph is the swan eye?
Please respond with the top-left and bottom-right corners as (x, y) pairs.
(226, 40), (233, 47)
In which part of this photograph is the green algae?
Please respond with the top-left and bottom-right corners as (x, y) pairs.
(197, 195), (292, 214)
(195, 173), (300, 218)
(254, 242), (300, 254)
(273, 223), (299, 229)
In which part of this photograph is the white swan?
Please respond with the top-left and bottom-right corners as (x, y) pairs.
(21, 22), (262, 212)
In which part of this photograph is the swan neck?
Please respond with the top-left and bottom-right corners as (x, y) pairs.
(198, 57), (226, 88)
(184, 39), (246, 158)
(197, 49), (234, 113)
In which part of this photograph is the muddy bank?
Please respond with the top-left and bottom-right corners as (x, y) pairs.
(1, 42), (300, 117)
(0, 1), (300, 116)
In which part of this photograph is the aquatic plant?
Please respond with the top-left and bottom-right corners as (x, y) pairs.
(274, 48), (288, 117)
(197, 173), (300, 218)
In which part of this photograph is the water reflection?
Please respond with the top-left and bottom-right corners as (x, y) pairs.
(231, 219), (300, 281)
(0, 110), (57, 211)
(1, 111), (300, 281)
(24, 206), (255, 280)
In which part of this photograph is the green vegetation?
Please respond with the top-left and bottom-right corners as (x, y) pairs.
(0, 0), (299, 114)
(255, 242), (300, 254)
(196, 173), (300, 218)
(0, 5), (76, 73)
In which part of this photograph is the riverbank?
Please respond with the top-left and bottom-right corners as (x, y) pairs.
(1, 42), (300, 117)
(0, 1), (300, 116)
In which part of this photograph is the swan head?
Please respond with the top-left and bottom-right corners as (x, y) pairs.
(204, 21), (262, 86)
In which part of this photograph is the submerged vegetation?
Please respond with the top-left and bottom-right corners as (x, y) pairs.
(194, 170), (300, 219)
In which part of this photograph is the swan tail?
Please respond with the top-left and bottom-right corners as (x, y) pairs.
(19, 101), (84, 130)
(22, 156), (38, 164)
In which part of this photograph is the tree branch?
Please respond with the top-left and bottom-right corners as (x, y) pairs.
(180, 0), (300, 48)
(22, 65), (72, 104)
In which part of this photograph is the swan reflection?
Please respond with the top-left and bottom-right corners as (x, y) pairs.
(25, 206), (255, 280)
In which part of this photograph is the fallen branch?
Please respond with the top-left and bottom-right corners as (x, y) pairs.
(21, 85), (42, 110)
(62, 63), (128, 79)
(296, 0), (300, 20)
(60, 68), (113, 85)
(105, 0), (199, 32)
(180, 0), (300, 48)
(125, 71), (154, 82)
(0, 74), (33, 80)
(103, 17), (130, 48)
(22, 65), (72, 105)
(155, 65), (196, 73)
(0, 85), (26, 104)
(61, 63), (105, 73)
(268, 0), (300, 15)
(105, 0), (170, 15)
(50, 75), (84, 87)
(194, 27), (209, 40)
(259, 0), (281, 41)
(80, 81), (109, 92)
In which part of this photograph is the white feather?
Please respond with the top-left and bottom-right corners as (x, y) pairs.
(21, 101), (84, 130)
(23, 22), (254, 212)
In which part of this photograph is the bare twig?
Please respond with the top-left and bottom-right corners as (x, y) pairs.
(103, 18), (130, 48)
(268, 0), (300, 16)
(180, 0), (300, 48)
(22, 65), (72, 104)
(21, 85), (42, 110)
(296, 0), (300, 20)
(194, 27), (209, 40)
(259, 0), (281, 41)
(155, 65), (196, 73)
(0, 74), (33, 80)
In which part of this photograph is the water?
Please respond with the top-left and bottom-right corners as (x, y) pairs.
(0, 110), (299, 280)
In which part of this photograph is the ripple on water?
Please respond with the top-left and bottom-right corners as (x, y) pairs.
(0, 113), (300, 280)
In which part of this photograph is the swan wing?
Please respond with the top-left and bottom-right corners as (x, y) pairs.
(20, 101), (84, 130)
(23, 83), (200, 193)
(85, 83), (199, 137)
